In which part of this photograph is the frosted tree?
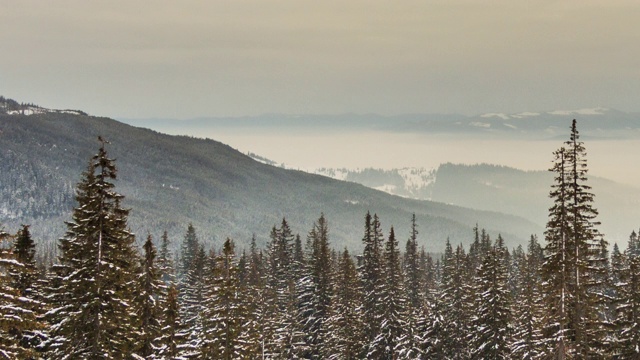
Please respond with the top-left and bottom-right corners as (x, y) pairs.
(510, 235), (545, 359)
(369, 227), (409, 359)
(541, 120), (607, 358)
(360, 212), (385, 355)
(0, 226), (41, 358)
(325, 248), (365, 359)
(200, 238), (243, 359)
(612, 230), (640, 358)
(469, 235), (511, 359)
(48, 139), (140, 359)
(134, 234), (164, 358)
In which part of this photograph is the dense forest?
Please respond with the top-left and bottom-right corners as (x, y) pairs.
(1, 120), (638, 359)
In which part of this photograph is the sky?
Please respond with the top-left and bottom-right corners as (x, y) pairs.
(1, 0), (640, 119)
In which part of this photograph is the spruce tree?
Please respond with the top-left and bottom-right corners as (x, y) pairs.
(179, 245), (206, 358)
(49, 139), (140, 359)
(201, 238), (243, 359)
(470, 235), (511, 359)
(0, 227), (40, 358)
(612, 230), (640, 358)
(134, 234), (164, 358)
(360, 212), (385, 355)
(326, 248), (365, 360)
(369, 227), (408, 359)
(541, 119), (607, 358)
(510, 235), (545, 359)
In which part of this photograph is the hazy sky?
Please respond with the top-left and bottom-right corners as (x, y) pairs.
(1, 0), (639, 119)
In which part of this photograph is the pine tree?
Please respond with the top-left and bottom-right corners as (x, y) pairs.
(369, 227), (409, 359)
(400, 215), (426, 359)
(48, 139), (140, 359)
(612, 230), (640, 358)
(439, 241), (472, 359)
(134, 234), (164, 358)
(360, 212), (385, 356)
(179, 245), (206, 358)
(263, 218), (302, 358)
(541, 119), (607, 358)
(470, 235), (511, 359)
(298, 214), (333, 358)
(10, 224), (46, 353)
(200, 238), (243, 359)
(158, 230), (176, 286)
(180, 224), (199, 279)
(236, 235), (265, 358)
(157, 284), (186, 359)
(0, 227), (40, 359)
(510, 235), (545, 359)
(326, 248), (365, 359)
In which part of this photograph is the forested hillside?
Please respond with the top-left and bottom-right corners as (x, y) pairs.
(0, 102), (539, 251)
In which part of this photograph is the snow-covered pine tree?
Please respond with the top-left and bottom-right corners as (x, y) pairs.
(48, 139), (140, 359)
(200, 238), (243, 359)
(325, 248), (365, 359)
(541, 120), (607, 358)
(179, 224), (199, 279)
(10, 224), (47, 353)
(134, 234), (165, 358)
(369, 227), (409, 359)
(469, 235), (511, 359)
(179, 245), (206, 358)
(296, 214), (333, 358)
(360, 212), (386, 355)
(0, 226), (41, 359)
(612, 230), (640, 358)
(510, 235), (545, 359)
(400, 215), (427, 359)
(264, 219), (304, 358)
(158, 230), (176, 286)
(439, 241), (473, 359)
(157, 284), (186, 359)
(236, 235), (266, 358)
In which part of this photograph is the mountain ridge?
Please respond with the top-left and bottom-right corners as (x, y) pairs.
(0, 98), (541, 252)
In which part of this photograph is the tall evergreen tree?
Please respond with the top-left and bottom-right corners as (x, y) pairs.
(369, 227), (408, 359)
(48, 139), (140, 359)
(179, 245), (206, 358)
(360, 212), (385, 355)
(201, 238), (243, 359)
(470, 235), (511, 359)
(612, 229), (640, 358)
(510, 235), (545, 359)
(0, 227), (40, 359)
(134, 234), (164, 358)
(541, 119), (607, 358)
(180, 224), (199, 279)
(326, 248), (365, 360)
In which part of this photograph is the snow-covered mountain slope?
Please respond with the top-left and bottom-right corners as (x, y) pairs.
(0, 96), (86, 116)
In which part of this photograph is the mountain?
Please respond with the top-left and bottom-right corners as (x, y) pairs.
(303, 162), (640, 244)
(121, 107), (640, 139)
(304, 167), (435, 200)
(0, 97), (541, 252)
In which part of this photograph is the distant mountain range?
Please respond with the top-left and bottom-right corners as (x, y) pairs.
(122, 107), (640, 139)
(288, 163), (640, 244)
(0, 97), (541, 252)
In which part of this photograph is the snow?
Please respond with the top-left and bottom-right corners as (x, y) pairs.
(470, 121), (491, 128)
(373, 184), (398, 193)
(512, 112), (540, 118)
(480, 113), (510, 120)
(5, 105), (84, 116)
(502, 123), (517, 129)
(547, 107), (609, 116)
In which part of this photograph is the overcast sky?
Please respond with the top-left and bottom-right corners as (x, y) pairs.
(1, 0), (639, 119)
